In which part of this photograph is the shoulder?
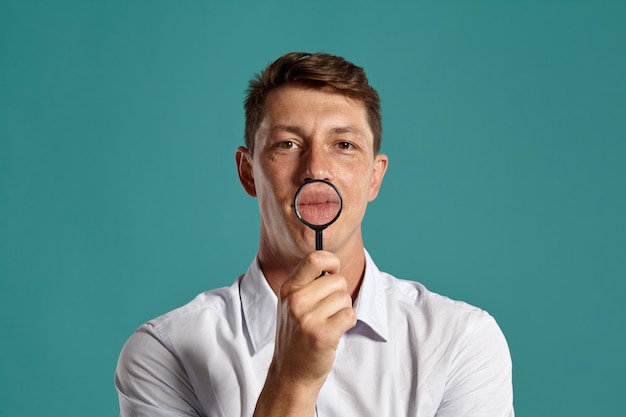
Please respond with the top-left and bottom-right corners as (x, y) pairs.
(381, 272), (512, 373)
(154, 281), (239, 323)
(387, 277), (515, 414)
(381, 272), (501, 339)
(383, 273), (483, 312)
(149, 278), (242, 338)
(362, 252), (499, 339)
(116, 277), (244, 378)
(115, 281), (243, 415)
(119, 277), (243, 357)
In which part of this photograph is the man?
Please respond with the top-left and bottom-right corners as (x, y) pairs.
(115, 51), (514, 416)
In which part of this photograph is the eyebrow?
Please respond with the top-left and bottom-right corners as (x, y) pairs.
(269, 124), (365, 137)
(330, 126), (365, 137)
(269, 125), (305, 136)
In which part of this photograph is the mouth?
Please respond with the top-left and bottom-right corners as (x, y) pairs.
(294, 189), (342, 227)
(296, 191), (340, 206)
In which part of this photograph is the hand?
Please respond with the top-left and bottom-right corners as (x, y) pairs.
(274, 250), (357, 385)
(254, 251), (357, 416)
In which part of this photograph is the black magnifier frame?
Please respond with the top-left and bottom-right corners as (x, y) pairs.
(293, 179), (343, 251)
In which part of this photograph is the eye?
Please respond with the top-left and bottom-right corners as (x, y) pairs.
(275, 141), (298, 150)
(336, 141), (354, 150)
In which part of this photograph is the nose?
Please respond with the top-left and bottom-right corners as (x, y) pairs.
(299, 144), (333, 183)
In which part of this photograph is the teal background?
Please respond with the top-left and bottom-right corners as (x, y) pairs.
(1, 1), (624, 416)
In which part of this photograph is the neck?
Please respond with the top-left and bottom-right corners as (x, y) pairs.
(258, 239), (366, 299)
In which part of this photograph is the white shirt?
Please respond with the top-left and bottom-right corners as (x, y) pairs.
(116, 251), (514, 416)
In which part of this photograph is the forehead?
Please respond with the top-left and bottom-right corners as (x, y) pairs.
(258, 84), (371, 135)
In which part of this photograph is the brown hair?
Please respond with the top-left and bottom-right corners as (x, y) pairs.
(244, 52), (382, 155)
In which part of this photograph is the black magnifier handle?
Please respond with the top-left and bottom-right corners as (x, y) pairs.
(316, 229), (325, 277)
(293, 179), (342, 272)
(315, 229), (323, 251)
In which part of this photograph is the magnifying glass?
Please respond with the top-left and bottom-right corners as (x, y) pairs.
(293, 179), (343, 251)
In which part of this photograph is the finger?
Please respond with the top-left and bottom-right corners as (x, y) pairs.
(281, 274), (348, 319)
(303, 273), (349, 303)
(297, 293), (355, 351)
(302, 305), (356, 349)
(309, 287), (353, 322)
(284, 251), (340, 290)
(325, 306), (357, 338)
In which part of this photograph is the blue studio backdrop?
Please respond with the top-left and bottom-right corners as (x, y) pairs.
(1, 1), (624, 416)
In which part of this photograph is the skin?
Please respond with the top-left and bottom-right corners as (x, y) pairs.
(235, 84), (388, 417)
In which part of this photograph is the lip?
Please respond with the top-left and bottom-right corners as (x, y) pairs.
(296, 190), (341, 206)
(295, 202), (341, 227)
(294, 190), (341, 226)
(293, 180), (343, 228)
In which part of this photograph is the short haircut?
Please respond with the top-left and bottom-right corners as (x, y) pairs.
(244, 52), (382, 155)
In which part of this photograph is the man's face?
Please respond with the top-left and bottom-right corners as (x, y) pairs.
(237, 84), (388, 261)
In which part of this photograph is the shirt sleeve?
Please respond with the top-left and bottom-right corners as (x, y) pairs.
(436, 312), (515, 417)
(115, 324), (206, 417)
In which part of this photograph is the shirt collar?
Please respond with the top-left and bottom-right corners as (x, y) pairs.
(352, 249), (389, 342)
(240, 257), (278, 355)
(240, 250), (389, 355)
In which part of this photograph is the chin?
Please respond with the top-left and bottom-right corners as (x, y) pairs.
(291, 236), (318, 255)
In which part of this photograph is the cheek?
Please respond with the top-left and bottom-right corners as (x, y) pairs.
(344, 166), (375, 196)
(340, 182), (371, 218)
(253, 171), (293, 215)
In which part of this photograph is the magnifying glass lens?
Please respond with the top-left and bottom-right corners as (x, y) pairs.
(293, 180), (343, 251)
(295, 182), (341, 227)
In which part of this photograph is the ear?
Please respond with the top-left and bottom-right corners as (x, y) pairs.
(368, 153), (388, 201)
(235, 146), (257, 197)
